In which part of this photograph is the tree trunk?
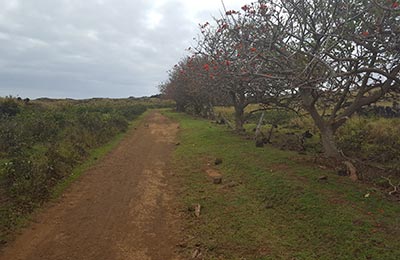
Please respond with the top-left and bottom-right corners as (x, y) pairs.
(176, 102), (185, 112)
(230, 91), (246, 133)
(266, 124), (274, 143)
(319, 125), (341, 159)
(300, 88), (342, 159)
(234, 105), (245, 132)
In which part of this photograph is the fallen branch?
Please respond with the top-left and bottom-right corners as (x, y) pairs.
(381, 176), (400, 195)
(339, 150), (386, 175)
(220, 114), (234, 129)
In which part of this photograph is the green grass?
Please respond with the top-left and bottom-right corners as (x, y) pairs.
(166, 111), (400, 260)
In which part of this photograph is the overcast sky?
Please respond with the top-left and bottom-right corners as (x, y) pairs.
(0, 0), (249, 99)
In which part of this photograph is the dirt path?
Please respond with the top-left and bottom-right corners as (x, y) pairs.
(0, 111), (181, 260)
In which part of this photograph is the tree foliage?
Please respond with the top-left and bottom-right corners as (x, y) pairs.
(161, 0), (400, 157)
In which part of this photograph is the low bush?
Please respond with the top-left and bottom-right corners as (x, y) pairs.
(337, 117), (400, 169)
(0, 98), (20, 117)
(0, 98), (148, 226)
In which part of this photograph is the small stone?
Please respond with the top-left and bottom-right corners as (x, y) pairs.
(213, 176), (222, 184)
(318, 176), (328, 181)
(175, 142), (181, 146)
(265, 203), (274, 209)
(337, 169), (348, 176)
(194, 204), (201, 217)
(214, 158), (223, 165)
(224, 181), (238, 188)
(176, 242), (187, 248)
(255, 139), (264, 147)
(206, 169), (222, 184)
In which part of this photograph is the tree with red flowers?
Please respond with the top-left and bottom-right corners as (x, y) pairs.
(195, 3), (292, 131)
(162, 0), (400, 159)
(226, 0), (400, 158)
(254, 0), (400, 158)
(160, 55), (225, 117)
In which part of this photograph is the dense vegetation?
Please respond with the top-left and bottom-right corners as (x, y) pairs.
(160, 0), (400, 160)
(160, 0), (400, 185)
(0, 96), (171, 243)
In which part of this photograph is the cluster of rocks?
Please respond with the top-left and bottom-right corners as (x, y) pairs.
(358, 102), (400, 118)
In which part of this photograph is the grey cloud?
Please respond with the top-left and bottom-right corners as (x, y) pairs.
(0, 0), (200, 98)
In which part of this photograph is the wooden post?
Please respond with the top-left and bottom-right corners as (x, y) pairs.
(255, 111), (265, 147)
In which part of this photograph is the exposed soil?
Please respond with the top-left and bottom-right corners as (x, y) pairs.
(0, 111), (182, 260)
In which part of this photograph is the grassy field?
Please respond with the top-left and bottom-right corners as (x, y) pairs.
(165, 111), (400, 260)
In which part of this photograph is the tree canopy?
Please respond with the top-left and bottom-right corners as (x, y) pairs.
(160, 0), (400, 158)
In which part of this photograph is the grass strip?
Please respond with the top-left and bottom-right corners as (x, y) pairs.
(165, 111), (400, 260)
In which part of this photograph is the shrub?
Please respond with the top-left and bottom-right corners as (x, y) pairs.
(0, 99), (148, 215)
(337, 117), (400, 168)
(2, 155), (51, 211)
(0, 98), (20, 117)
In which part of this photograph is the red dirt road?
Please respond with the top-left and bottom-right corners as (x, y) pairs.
(0, 111), (181, 260)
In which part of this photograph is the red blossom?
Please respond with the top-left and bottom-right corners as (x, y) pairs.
(392, 2), (399, 8)
(250, 47), (257, 52)
(241, 5), (249, 11)
(362, 31), (369, 36)
(203, 64), (210, 71)
(225, 10), (238, 15)
(200, 22), (209, 29)
(225, 60), (231, 66)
